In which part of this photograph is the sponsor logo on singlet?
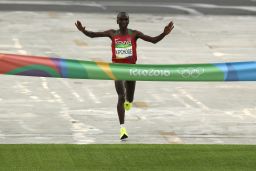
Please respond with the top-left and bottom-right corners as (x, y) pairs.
(115, 39), (133, 59)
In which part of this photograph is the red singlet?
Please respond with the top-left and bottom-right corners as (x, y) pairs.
(111, 29), (137, 64)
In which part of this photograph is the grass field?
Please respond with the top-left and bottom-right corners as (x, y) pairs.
(0, 144), (255, 171)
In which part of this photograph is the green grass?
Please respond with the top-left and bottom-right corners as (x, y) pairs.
(0, 144), (255, 171)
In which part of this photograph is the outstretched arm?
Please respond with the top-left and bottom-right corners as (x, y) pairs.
(75, 20), (113, 38)
(136, 21), (174, 44)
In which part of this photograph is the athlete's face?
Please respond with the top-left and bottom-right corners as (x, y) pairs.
(117, 16), (129, 29)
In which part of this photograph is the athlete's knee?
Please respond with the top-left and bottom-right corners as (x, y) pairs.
(118, 94), (125, 102)
(126, 91), (135, 102)
(126, 95), (134, 103)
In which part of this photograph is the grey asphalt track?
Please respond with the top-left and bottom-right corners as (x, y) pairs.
(0, 1), (256, 144)
(0, 0), (255, 15)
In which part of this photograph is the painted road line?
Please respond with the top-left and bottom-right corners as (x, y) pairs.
(19, 120), (36, 132)
(187, 3), (256, 12)
(172, 94), (191, 108)
(168, 5), (203, 15)
(17, 50), (27, 55)
(41, 80), (96, 144)
(30, 96), (39, 100)
(40, 77), (49, 90)
(225, 111), (244, 120)
(12, 38), (28, 55)
(86, 87), (101, 104)
(243, 108), (256, 119)
(59, 79), (85, 102)
(12, 38), (22, 49)
(0, 45), (14, 48)
(177, 88), (209, 111)
(60, 106), (96, 144)
(14, 82), (32, 95)
(0, 1), (105, 9)
(0, 130), (5, 140)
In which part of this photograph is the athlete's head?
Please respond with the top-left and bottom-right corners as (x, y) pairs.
(117, 12), (129, 28)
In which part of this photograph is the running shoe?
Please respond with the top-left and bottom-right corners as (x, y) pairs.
(124, 101), (132, 111)
(120, 127), (128, 140)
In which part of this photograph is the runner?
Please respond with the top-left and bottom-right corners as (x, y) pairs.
(75, 12), (174, 140)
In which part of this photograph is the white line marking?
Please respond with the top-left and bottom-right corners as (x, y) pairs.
(13, 82), (41, 101)
(18, 50), (28, 55)
(19, 120), (35, 131)
(40, 77), (49, 90)
(30, 96), (39, 100)
(59, 79), (85, 102)
(225, 111), (244, 120)
(50, 91), (60, 99)
(169, 5), (203, 15)
(72, 92), (84, 102)
(12, 38), (28, 55)
(60, 106), (96, 144)
(243, 109), (256, 119)
(168, 137), (183, 144)
(50, 91), (64, 103)
(189, 3), (217, 8)
(41, 55), (85, 102)
(0, 1), (106, 9)
(236, 6), (256, 12)
(172, 94), (191, 108)
(12, 38), (22, 49)
(0, 50), (17, 54)
(0, 45), (14, 48)
(178, 88), (209, 110)
(0, 130), (5, 139)
(188, 3), (256, 12)
(213, 52), (225, 57)
(1, 1), (255, 14)
(2, 99), (58, 103)
(15, 82), (32, 95)
(102, 2), (256, 14)
(86, 87), (101, 104)
(36, 80), (96, 143)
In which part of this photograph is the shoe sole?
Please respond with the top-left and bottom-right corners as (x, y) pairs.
(120, 134), (128, 140)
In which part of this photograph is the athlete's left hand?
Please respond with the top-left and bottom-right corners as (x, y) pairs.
(164, 21), (174, 35)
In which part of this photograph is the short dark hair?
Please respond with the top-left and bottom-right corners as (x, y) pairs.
(117, 12), (129, 19)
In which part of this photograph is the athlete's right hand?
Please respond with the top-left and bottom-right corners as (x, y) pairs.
(75, 20), (85, 32)
(163, 21), (174, 35)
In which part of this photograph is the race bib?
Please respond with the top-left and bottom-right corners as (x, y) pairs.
(115, 40), (133, 59)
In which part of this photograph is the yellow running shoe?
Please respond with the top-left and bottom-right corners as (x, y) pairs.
(124, 101), (132, 111)
(120, 127), (128, 140)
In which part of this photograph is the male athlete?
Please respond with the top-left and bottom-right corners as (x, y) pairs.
(75, 12), (174, 140)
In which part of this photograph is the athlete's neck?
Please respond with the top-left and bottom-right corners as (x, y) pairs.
(119, 28), (128, 35)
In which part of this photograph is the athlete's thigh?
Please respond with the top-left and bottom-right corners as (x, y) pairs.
(114, 80), (125, 96)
